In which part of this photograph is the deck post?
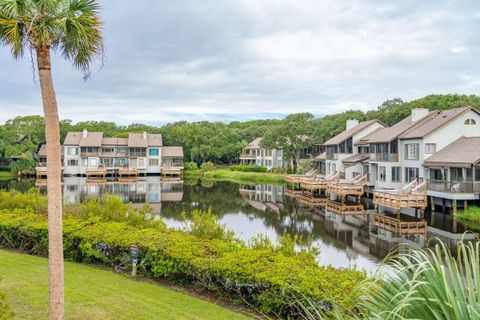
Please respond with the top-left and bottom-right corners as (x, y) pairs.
(453, 199), (458, 215)
(430, 196), (435, 212)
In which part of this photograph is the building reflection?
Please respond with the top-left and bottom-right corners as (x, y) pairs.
(239, 184), (284, 213)
(35, 176), (183, 213)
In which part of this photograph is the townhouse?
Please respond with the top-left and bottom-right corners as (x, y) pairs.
(357, 107), (480, 192)
(239, 137), (285, 170)
(323, 119), (386, 181)
(36, 129), (184, 177)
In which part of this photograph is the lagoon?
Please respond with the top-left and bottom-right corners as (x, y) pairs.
(0, 176), (471, 271)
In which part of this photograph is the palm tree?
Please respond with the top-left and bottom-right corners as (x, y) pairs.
(0, 0), (103, 318)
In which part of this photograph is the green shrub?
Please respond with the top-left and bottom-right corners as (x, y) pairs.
(287, 167), (293, 174)
(200, 162), (216, 172)
(182, 209), (234, 241)
(228, 165), (267, 173)
(0, 190), (364, 318)
(271, 167), (287, 174)
(183, 162), (199, 171)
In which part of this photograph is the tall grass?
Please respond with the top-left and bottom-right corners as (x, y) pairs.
(299, 239), (480, 320)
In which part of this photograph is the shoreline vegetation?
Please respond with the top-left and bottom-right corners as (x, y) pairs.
(0, 250), (251, 320)
(184, 164), (287, 184)
(0, 172), (12, 182)
(0, 190), (364, 319)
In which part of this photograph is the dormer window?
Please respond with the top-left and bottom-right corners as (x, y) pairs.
(465, 119), (477, 125)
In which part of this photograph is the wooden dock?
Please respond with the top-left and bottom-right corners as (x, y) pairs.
(373, 213), (427, 237)
(297, 194), (328, 207)
(300, 172), (339, 191)
(326, 200), (365, 216)
(35, 167), (47, 179)
(327, 174), (367, 196)
(118, 167), (139, 177)
(374, 180), (427, 209)
(86, 168), (107, 178)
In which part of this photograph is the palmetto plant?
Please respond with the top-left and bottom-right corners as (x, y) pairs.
(299, 240), (480, 320)
(0, 0), (103, 319)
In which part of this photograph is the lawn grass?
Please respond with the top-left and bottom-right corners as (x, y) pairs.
(203, 169), (285, 184)
(456, 206), (480, 232)
(0, 250), (252, 320)
(0, 172), (12, 182)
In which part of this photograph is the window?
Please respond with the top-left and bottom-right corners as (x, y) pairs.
(379, 166), (386, 182)
(117, 147), (128, 153)
(332, 164), (337, 173)
(392, 167), (401, 182)
(149, 158), (159, 166)
(67, 159), (78, 166)
(425, 143), (436, 154)
(102, 147), (115, 153)
(66, 147), (78, 155)
(430, 168), (444, 181)
(405, 167), (419, 182)
(465, 119), (477, 125)
(149, 148), (159, 156)
(450, 168), (463, 181)
(89, 158), (97, 167)
(81, 158), (88, 167)
(137, 158), (145, 167)
(100, 158), (113, 167)
(404, 144), (419, 160)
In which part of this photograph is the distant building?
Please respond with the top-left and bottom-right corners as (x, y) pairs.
(36, 130), (184, 177)
(239, 137), (285, 170)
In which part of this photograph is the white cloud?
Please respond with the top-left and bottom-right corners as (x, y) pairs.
(0, 0), (479, 124)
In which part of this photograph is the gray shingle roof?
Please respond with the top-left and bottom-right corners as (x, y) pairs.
(401, 107), (478, 139)
(162, 146), (184, 158)
(323, 120), (383, 146)
(64, 132), (103, 147)
(127, 133), (163, 148)
(424, 136), (480, 167)
(342, 153), (370, 164)
(245, 137), (263, 149)
(357, 111), (438, 145)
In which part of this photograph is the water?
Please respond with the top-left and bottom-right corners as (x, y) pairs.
(1, 176), (475, 272)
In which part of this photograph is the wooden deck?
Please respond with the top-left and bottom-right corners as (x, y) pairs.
(284, 175), (305, 184)
(285, 188), (303, 197)
(35, 167), (47, 179)
(326, 174), (367, 196)
(300, 172), (339, 191)
(162, 167), (183, 178)
(297, 194), (328, 207)
(373, 179), (427, 209)
(374, 191), (427, 209)
(373, 213), (427, 237)
(118, 167), (139, 177)
(86, 168), (107, 178)
(86, 178), (107, 185)
(326, 200), (365, 216)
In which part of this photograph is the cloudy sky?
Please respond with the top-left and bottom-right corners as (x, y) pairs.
(1, 0), (479, 125)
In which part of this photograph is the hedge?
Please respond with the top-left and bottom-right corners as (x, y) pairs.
(229, 165), (268, 173)
(0, 191), (364, 318)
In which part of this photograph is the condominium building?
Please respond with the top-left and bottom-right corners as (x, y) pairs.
(239, 137), (285, 170)
(357, 107), (480, 190)
(323, 119), (386, 181)
(37, 129), (184, 177)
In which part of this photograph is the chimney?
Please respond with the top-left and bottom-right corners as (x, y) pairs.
(346, 119), (359, 131)
(82, 129), (88, 138)
(411, 108), (429, 122)
(143, 131), (147, 140)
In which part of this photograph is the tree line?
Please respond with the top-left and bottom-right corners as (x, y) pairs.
(2, 94), (480, 174)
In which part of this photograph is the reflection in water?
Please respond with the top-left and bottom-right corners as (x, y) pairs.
(1, 177), (478, 271)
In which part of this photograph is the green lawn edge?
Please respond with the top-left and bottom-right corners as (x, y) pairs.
(0, 250), (252, 320)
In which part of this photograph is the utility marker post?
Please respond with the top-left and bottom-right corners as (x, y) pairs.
(130, 244), (138, 277)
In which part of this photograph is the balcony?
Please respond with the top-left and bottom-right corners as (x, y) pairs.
(130, 151), (146, 157)
(370, 153), (399, 162)
(80, 152), (100, 157)
(240, 153), (256, 159)
(326, 153), (338, 160)
(428, 180), (480, 194)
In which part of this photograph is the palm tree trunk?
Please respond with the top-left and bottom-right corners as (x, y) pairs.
(36, 47), (64, 320)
